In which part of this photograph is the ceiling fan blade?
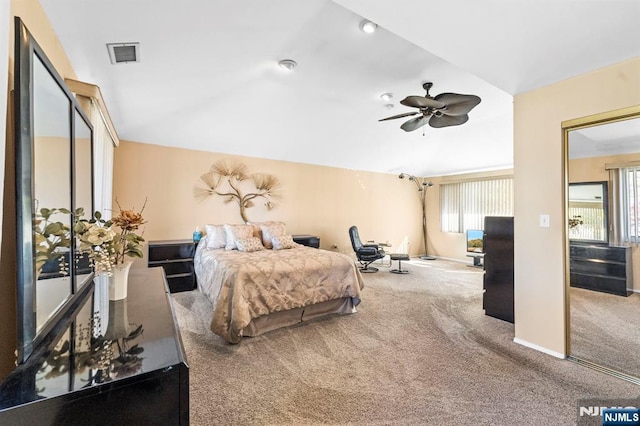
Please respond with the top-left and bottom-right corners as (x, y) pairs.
(400, 96), (446, 109)
(429, 114), (469, 128)
(434, 93), (481, 116)
(378, 111), (420, 122)
(401, 115), (430, 132)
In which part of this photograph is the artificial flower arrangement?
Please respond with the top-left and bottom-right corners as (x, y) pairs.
(74, 199), (147, 275)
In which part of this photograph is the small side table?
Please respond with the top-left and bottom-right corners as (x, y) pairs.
(292, 234), (320, 248)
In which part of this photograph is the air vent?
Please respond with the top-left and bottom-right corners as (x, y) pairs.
(106, 43), (140, 64)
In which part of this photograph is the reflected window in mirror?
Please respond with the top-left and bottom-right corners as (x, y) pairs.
(568, 182), (608, 243)
(607, 163), (640, 245)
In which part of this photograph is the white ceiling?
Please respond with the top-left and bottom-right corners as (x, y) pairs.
(38, 0), (640, 177)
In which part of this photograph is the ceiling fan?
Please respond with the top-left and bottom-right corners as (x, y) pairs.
(379, 82), (481, 132)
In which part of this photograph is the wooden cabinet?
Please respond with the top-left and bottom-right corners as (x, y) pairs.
(483, 216), (514, 323)
(148, 240), (197, 293)
(292, 234), (320, 248)
(569, 243), (632, 296)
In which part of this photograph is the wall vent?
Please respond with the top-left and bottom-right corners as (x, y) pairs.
(106, 43), (140, 64)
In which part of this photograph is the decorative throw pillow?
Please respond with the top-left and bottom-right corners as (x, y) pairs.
(236, 237), (265, 253)
(246, 222), (264, 240)
(224, 224), (254, 250)
(259, 222), (287, 249)
(205, 224), (227, 249)
(271, 234), (298, 250)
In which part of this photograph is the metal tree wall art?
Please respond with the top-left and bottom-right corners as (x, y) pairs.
(194, 159), (280, 222)
(399, 173), (435, 260)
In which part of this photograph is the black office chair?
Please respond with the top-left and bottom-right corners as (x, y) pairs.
(349, 225), (386, 273)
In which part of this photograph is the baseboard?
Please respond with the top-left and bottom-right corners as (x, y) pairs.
(513, 337), (566, 359)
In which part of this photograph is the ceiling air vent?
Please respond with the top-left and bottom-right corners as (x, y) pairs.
(106, 42), (140, 64)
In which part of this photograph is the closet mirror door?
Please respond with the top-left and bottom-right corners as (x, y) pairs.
(565, 107), (640, 382)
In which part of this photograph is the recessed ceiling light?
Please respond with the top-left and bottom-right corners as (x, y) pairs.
(380, 93), (393, 101)
(360, 20), (378, 34)
(278, 59), (297, 72)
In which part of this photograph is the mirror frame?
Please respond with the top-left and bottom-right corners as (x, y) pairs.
(14, 17), (95, 363)
(562, 104), (640, 378)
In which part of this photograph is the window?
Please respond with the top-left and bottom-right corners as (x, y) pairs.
(618, 166), (640, 244)
(440, 177), (513, 233)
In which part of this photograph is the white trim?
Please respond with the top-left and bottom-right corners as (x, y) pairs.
(513, 337), (566, 359)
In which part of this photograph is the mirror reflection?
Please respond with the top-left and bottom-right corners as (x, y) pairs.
(567, 113), (640, 381)
(568, 182), (607, 243)
(33, 53), (72, 333)
(74, 109), (93, 289)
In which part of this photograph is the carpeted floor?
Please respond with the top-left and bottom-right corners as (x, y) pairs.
(570, 286), (640, 378)
(171, 259), (639, 425)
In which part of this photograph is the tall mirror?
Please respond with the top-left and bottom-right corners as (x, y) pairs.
(564, 105), (640, 383)
(15, 18), (94, 363)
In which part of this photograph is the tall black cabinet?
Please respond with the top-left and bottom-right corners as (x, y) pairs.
(483, 216), (514, 323)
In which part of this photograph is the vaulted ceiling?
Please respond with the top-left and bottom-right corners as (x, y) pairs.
(39, 0), (640, 176)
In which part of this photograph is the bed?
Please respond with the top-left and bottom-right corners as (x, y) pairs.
(194, 230), (364, 343)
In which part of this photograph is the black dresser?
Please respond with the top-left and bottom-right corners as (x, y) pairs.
(482, 216), (514, 323)
(148, 240), (197, 292)
(0, 267), (189, 424)
(292, 234), (320, 248)
(569, 243), (632, 296)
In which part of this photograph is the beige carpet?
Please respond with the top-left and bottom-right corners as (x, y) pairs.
(171, 259), (639, 425)
(570, 286), (640, 378)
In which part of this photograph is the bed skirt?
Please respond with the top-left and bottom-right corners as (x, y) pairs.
(242, 297), (355, 337)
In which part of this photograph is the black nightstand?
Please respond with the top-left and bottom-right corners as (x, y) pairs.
(292, 234), (320, 248)
(148, 239), (197, 293)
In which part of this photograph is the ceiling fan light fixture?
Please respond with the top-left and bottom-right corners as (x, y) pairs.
(380, 92), (393, 101)
(360, 20), (378, 33)
(278, 59), (297, 72)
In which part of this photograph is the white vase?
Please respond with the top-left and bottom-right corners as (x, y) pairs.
(109, 261), (133, 300)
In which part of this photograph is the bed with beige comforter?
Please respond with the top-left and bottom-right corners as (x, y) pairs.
(194, 242), (364, 343)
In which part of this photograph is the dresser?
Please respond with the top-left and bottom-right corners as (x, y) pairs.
(0, 267), (189, 424)
(482, 216), (514, 323)
(292, 234), (320, 248)
(569, 243), (632, 296)
(148, 240), (197, 292)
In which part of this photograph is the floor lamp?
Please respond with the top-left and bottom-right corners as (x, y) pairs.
(399, 173), (436, 260)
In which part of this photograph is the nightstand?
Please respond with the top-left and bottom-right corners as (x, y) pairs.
(292, 234), (320, 248)
(148, 239), (197, 293)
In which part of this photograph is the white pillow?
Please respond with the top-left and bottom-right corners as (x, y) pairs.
(224, 224), (254, 250)
(205, 224), (227, 249)
(236, 237), (265, 253)
(259, 222), (287, 249)
(272, 234), (298, 250)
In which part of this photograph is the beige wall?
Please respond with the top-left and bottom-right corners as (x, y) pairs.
(113, 140), (424, 264)
(513, 56), (640, 357)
